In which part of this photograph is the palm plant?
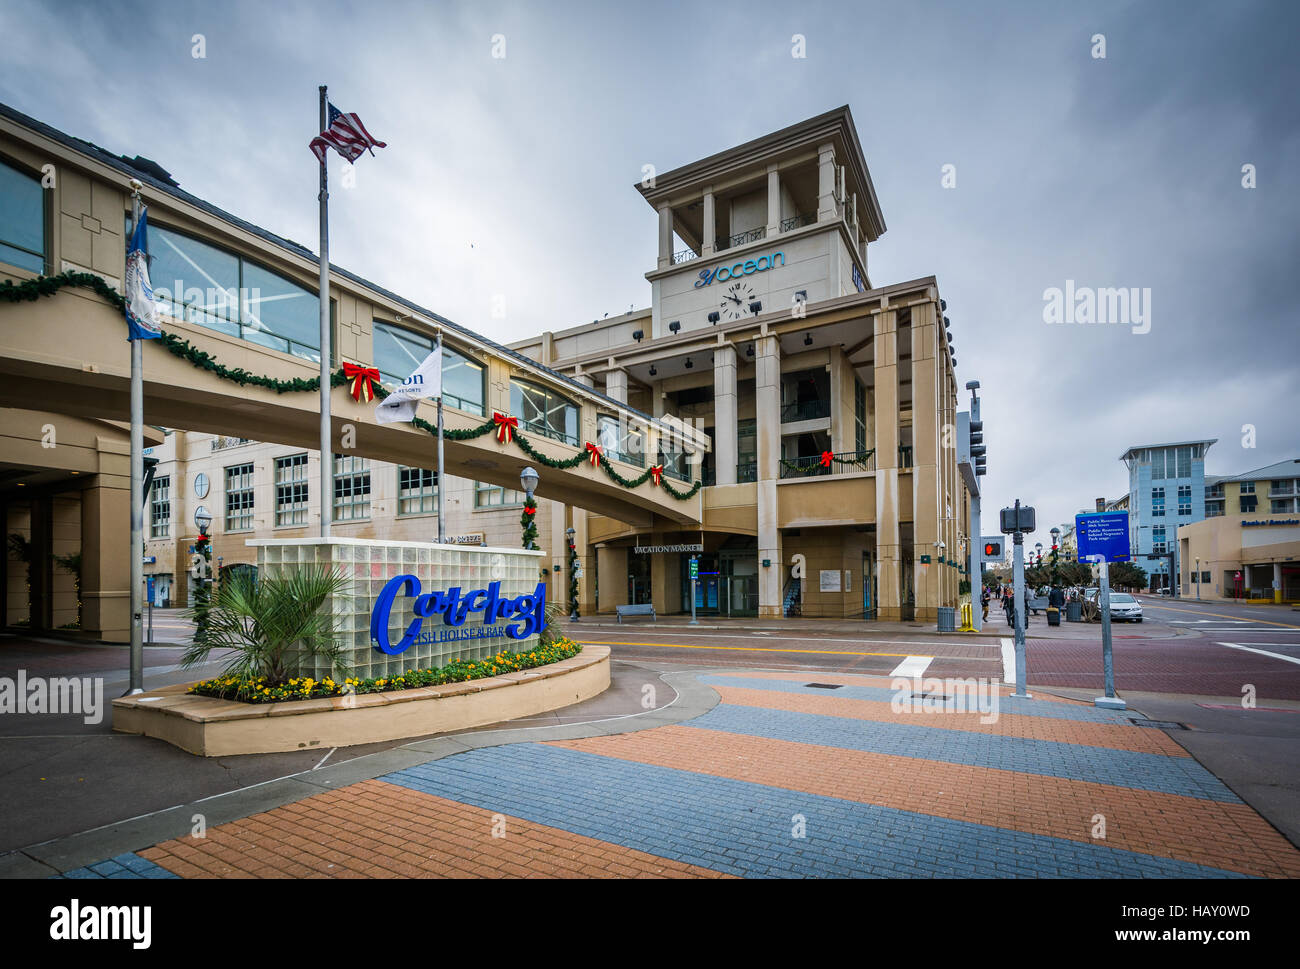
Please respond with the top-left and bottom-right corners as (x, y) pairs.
(181, 566), (352, 693)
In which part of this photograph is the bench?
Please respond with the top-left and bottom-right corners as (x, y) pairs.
(616, 603), (656, 623)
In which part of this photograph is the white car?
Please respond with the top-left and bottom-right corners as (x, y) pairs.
(1107, 592), (1143, 622)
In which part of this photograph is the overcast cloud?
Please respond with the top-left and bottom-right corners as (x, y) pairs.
(1, 0), (1296, 541)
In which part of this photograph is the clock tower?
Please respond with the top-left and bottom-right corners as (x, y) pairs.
(639, 105), (885, 338)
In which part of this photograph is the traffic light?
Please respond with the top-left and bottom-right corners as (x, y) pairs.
(970, 419), (986, 476)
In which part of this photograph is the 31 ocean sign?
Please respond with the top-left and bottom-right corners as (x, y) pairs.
(694, 251), (785, 288)
(369, 576), (547, 655)
(1075, 511), (1131, 563)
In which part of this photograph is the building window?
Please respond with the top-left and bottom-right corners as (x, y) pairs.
(149, 475), (171, 539)
(274, 453), (309, 526)
(372, 322), (486, 415)
(1240, 481), (1255, 494)
(597, 415), (645, 467)
(145, 222), (322, 363)
(398, 466), (438, 516)
(1176, 446), (1191, 478)
(333, 454), (371, 521)
(510, 379), (579, 445)
(1177, 484), (1192, 516)
(1151, 487), (1165, 517)
(475, 481), (524, 508)
(0, 158), (45, 273)
(1240, 494), (1258, 513)
(1151, 449), (1166, 480)
(1151, 526), (1166, 555)
(1272, 499), (1296, 514)
(224, 463), (255, 531)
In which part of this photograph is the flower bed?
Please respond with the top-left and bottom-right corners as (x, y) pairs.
(189, 637), (582, 704)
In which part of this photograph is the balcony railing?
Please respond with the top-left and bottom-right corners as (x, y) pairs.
(672, 248), (699, 265)
(779, 212), (816, 232)
(715, 227), (766, 251)
(899, 445), (913, 468)
(780, 399), (830, 423)
(1268, 485), (1297, 497)
(738, 457), (757, 483)
(779, 450), (876, 480)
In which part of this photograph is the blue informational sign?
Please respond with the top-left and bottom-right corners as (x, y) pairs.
(1075, 511), (1131, 562)
(369, 576), (547, 655)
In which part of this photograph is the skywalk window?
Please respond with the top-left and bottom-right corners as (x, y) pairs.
(373, 322), (486, 416)
(0, 157), (45, 273)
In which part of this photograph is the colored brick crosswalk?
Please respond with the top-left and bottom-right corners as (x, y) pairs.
(60, 668), (1300, 879)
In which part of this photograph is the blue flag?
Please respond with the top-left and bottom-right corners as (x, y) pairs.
(125, 206), (161, 340)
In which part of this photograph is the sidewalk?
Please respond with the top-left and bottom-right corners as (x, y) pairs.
(16, 665), (1299, 879)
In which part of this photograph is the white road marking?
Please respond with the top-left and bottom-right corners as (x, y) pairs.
(889, 655), (933, 678)
(312, 747), (338, 771)
(1000, 638), (1016, 685)
(1216, 642), (1300, 666)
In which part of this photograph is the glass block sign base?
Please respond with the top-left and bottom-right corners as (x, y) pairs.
(247, 537), (548, 682)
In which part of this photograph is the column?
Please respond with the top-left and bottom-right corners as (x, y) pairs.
(766, 165), (780, 236)
(755, 333), (783, 617)
(605, 368), (628, 404)
(816, 143), (838, 223)
(80, 478), (131, 643)
(911, 301), (942, 621)
(549, 500), (567, 601)
(873, 308), (902, 620)
(657, 202), (673, 270)
(574, 509), (596, 617)
(597, 546), (628, 613)
(702, 189), (715, 256)
(713, 343), (737, 485)
(651, 549), (682, 615)
(1275, 562), (1283, 604)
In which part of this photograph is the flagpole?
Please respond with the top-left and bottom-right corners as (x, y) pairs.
(318, 85), (332, 539)
(435, 328), (446, 544)
(125, 185), (144, 696)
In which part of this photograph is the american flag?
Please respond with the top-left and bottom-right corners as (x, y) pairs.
(309, 103), (387, 164)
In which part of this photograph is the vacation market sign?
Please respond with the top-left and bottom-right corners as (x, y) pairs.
(370, 576), (548, 655)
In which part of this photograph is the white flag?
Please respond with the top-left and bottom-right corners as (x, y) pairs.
(375, 349), (442, 424)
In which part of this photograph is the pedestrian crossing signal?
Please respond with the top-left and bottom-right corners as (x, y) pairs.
(983, 541), (1002, 557)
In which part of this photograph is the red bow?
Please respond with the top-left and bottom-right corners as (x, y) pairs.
(586, 442), (603, 467)
(523, 505), (536, 517)
(493, 412), (518, 445)
(820, 450), (834, 468)
(342, 362), (381, 402)
(649, 465), (663, 486)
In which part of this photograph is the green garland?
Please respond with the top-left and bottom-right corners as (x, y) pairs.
(520, 495), (539, 550)
(778, 449), (875, 475)
(1, 271), (703, 499)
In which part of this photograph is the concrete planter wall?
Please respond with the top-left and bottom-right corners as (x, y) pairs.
(112, 647), (609, 756)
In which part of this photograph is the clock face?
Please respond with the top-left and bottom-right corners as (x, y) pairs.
(719, 282), (756, 322)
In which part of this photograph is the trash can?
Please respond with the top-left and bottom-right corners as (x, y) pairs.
(937, 606), (956, 633)
(1067, 601), (1082, 623)
(1047, 606), (1060, 627)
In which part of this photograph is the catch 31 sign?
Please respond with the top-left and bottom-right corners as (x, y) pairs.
(369, 576), (547, 655)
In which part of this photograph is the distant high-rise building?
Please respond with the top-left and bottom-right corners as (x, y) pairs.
(1120, 441), (1216, 590)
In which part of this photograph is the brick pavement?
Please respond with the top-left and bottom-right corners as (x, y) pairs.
(54, 667), (1300, 879)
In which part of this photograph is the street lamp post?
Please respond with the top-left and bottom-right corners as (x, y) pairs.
(1195, 556), (1201, 601)
(519, 466), (539, 551)
(566, 526), (579, 621)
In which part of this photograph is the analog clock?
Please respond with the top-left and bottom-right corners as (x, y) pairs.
(719, 281), (756, 322)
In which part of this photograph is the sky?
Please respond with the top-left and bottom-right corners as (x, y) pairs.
(1, 0), (1296, 544)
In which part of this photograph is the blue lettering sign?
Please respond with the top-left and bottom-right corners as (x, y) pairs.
(369, 575), (548, 655)
(694, 251), (785, 288)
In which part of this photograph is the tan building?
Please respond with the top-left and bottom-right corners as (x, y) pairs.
(1181, 457), (1300, 602)
(0, 101), (969, 637)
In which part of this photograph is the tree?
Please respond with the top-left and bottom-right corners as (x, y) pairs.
(1108, 561), (1148, 591)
